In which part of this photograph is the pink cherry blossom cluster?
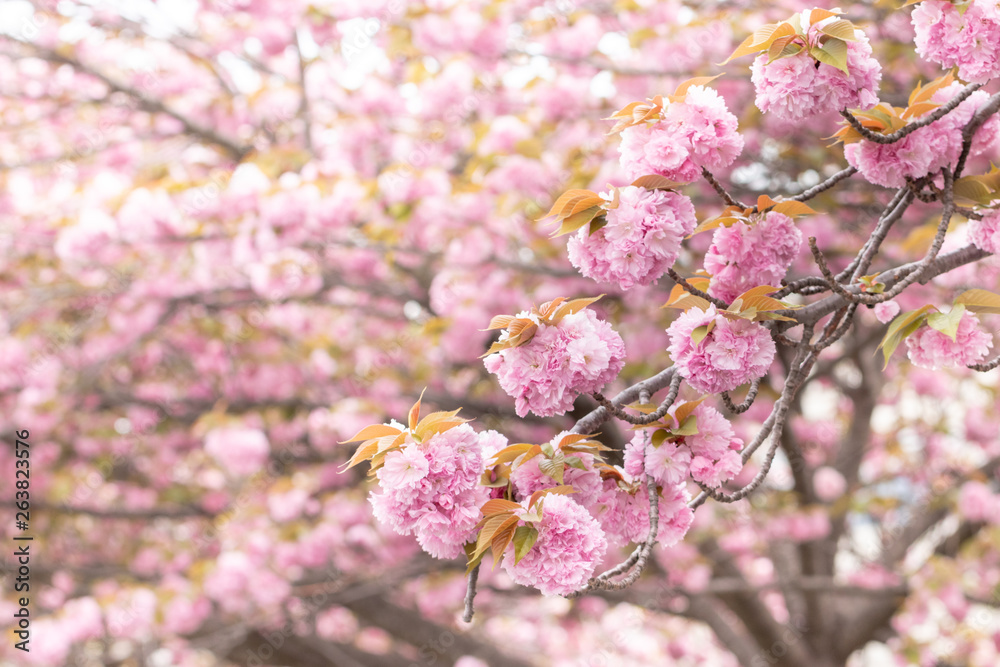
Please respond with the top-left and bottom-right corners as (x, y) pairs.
(596, 477), (694, 549)
(481, 430), (698, 593)
(370, 424), (503, 559)
(666, 305), (777, 395)
(912, 0), (1000, 84)
(623, 403), (744, 489)
(567, 186), (697, 290)
(845, 84), (1000, 188)
(904, 310), (993, 370)
(511, 449), (604, 510)
(750, 18), (881, 122)
(501, 493), (608, 596)
(618, 85), (744, 183)
(968, 209), (1000, 254)
(484, 308), (626, 417)
(704, 211), (803, 303)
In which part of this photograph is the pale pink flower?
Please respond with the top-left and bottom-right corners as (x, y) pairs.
(623, 403), (742, 489)
(969, 210), (1000, 254)
(61, 597), (103, 643)
(567, 186), (696, 289)
(502, 494), (608, 596)
(370, 424), (494, 559)
(598, 479), (695, 548)
(704, 212), (802, 303)
(913, 0), (1000, 83)
(667, 305), (776, 395)
(511, 437), (604, 510)
(905, 311), (993, 370)
(204, 426), (270, 476)
(618, 85), (743, 182)
(162, 595), (211, 636)
(316, 607), (359, 643)
(247, 247), (323, 300)
(874, 301), (901, 324)
(380, 446), (430, 488)
(623, 432), (691, 487)
(750, 22), (881, 122)
(686, 403), (743, 461)
(958, 481), (997, 523)
(645, 440), (692, 487)
(813, 466), (847, 502)
(846, 84), (1000, 188)
(690, 450), (742, 488)
(484, 308), (626, 417)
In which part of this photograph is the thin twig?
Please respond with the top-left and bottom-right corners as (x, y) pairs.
(592, 373), (682, 425)
(791, 166), (857, 202)
(955, 90), (1000, 178)
(721, 377), (761, 415)
(969, 355), (1000, 372)
(667, 267), (729, 310)
(462, 564), (480, 623)
(701, 167), (747, 208)
(838, 84), (981, 145)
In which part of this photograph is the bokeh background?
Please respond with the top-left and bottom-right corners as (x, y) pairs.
(2, 0), (1000, 665)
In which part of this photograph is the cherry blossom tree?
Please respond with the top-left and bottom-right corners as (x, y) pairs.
(2, 1), (1000, 666)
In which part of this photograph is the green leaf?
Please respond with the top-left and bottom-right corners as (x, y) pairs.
(811, 39), (849, 75)
(588, 216), (608, 236)
(538, 450), (565, 484)
(527, 484), (575, 510)
(953, 177), (995, 206)
(766, 35), (798, 64)
(512, 525), (539, 565)
(339, 423), (401, 444)
(818, 19), (858, 42)
(552, 206), (603, 237)
(672, 415), (698, 437)
(927, 304), (965, 341)
(480, 498), (522, 516)
(489, 443), (537, 466)
(630, 174), (687, 190)
(771, 201), (818, 217)
(691, 324), (711, 346)
(955, 288), (1000, 315)
(471, 514), (515, 564)
(490, 516), (520, 568)
(876, 306), (933, 369)
(465, 541), (486, 574)
(674, 398), (706, 427)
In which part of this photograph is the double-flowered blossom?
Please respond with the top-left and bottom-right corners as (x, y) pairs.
(905, 311), (993, 370)
(483, 298), (626, 417)
(567, 186), (697, 289)
(749, 12), (881, 122)
(343, 400), (504, 560)
(369, 422), (496, 559)
(596, 477), (694, 549)
(511, 448), (605, 510)
(704, 212), (803, 303)
(501, 493), (608, 596)
(615, 85), (744, 183)
(667, 305), (776, 395)
(913, 0), (1000, 84)
(969, 209), (1000, 254)
(844, 82), (1000, 188)
(623, 403), (744, 489)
